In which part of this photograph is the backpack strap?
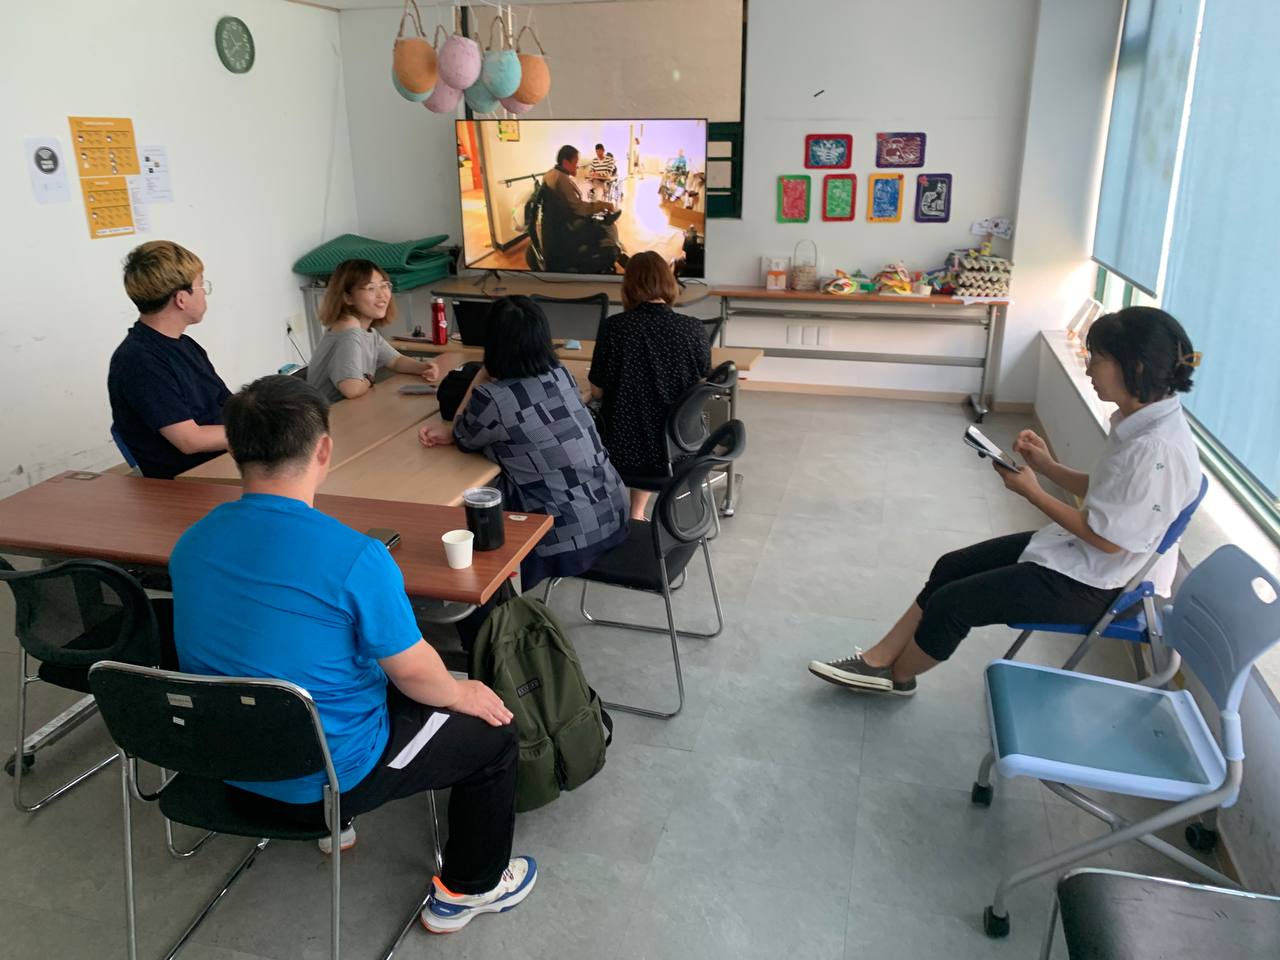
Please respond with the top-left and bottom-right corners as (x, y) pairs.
(589, 686), (613, 747)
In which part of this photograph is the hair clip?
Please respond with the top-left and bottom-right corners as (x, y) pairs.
(1179, 352), (1202, 368)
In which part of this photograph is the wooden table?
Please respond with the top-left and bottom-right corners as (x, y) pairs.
(428, 274), (713, 308)
(0, 472), (551, 607)
(709, 285), (1009, 422)
(392, 337), (763, 372)
(180, 373), (438, 483)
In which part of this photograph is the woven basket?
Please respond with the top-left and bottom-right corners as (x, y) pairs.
(791, 239), (819, 291)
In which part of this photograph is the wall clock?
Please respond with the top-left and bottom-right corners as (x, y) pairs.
(215, 16), (255, 74)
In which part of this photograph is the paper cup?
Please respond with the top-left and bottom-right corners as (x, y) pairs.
(442, 529), (474, 569)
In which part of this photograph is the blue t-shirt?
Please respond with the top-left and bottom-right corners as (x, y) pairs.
(170, 494), (421, 804)
(107, 320), (231, 479)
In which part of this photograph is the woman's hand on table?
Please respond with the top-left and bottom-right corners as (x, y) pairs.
(419, 360), (440, 382)
(996, 461), (1043, 500)
(418, 423), (455, 448)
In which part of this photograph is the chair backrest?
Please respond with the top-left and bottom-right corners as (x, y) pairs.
(1156, 474), (1209, 555)
(0, 558), (160, 668)
(666, 382), (724, 458)
(110, 424), (138, 469)
(1166, 544), (1280, 715)
(88, 661), (335, 787)
(707, 360), (737, 390)
(531, 292), (609, 342)
(651, 420), (746, 556)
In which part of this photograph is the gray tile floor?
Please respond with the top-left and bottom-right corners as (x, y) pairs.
(0, 392), (1222, 959)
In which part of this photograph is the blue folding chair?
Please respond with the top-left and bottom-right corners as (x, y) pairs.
(1003, 475), (1209, 671)
(970, 543), (1280, 939)
(110, 424), (140, 474)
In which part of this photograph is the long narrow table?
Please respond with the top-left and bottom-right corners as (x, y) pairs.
(0, 472), (550, 607)
(391, 336), (764, 372)
(426, 274), (713, 308)
(180, 373), (440, 483)
(709, 285), (1009, 422)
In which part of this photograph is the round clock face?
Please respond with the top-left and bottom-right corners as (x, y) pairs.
(215, 16), (255, 74)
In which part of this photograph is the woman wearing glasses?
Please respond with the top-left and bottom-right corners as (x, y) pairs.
(308, 259), (438, 402)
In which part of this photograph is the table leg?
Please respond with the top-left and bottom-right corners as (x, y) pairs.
(720, 374), (741, 517)
(968, 303), (1000, 423)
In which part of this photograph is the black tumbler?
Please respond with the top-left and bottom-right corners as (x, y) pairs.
(463, 486), (505, 551)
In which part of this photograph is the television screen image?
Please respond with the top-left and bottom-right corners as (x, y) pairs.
(456, 118), (707, 278)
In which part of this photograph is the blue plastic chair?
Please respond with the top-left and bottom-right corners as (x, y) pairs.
(971, 544), (1280, 939)
(109, 424), (139, 472)
(1003, 475), (1209, 671)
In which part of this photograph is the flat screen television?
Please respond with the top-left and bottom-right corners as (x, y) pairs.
(455, 118), (707, 278)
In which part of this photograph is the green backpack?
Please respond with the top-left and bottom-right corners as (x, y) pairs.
(470, 596), (612, 812)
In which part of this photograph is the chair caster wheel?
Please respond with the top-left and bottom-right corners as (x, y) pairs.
(4, 752), (35, 777)
(983, 906), (1010, 938)
(1185, 823), (1219, 852)
(971, 782), (993, 807)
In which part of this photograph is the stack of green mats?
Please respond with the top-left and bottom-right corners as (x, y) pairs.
(292, 233), (452, 292)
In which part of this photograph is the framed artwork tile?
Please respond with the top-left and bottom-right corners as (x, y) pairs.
(777, 175), (811, 222)
(804, 134), (852, 169)
(822, 174), (856, 221)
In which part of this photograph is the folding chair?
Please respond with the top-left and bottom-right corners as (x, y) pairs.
(88, 661), (441, 960)
(970, 544), (1280, 939)
(1, 558), (165, 813)
(110, 424), (142, 476)
(1041, 868), (1280, 960)
(1003, 475), (1208, 671)
(545, 420), (745, 719)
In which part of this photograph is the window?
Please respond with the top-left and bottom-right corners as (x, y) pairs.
(1091, 0), (1202, 295)
(1159, 0), (1280, 540)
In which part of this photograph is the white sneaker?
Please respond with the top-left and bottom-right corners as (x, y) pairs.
(421, 856), (538, 933)
(317, 823), (357, 855)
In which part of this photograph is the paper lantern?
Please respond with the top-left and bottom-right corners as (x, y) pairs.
(482, 49), (521, 99)
(511, 26), (550, 105)
(393, 38), (437, 95)
(480, 18), (521, 99)
(391, 65), (430, 103)
(391, 2), (436, 96)
(464, 81), (500, 115)
(499, 95), (535, 115)
(438, 34), (482, 91)
(423, 82), (461, 114)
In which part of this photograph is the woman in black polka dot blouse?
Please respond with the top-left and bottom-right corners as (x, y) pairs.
(589, 252), (711, 519)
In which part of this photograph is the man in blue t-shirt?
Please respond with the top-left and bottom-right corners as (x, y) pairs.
(107, 241), (231, 479)
(171, 375), (537, 934)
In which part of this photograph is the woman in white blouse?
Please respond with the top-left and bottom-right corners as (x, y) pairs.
(809, 307), (1202, 697)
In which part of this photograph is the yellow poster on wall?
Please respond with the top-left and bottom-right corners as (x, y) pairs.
(80, 176), (135, 239)
(68, 117), (140, 177)
(69, 117), (141, 239)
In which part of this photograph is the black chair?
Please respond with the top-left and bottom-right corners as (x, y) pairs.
(88, 661), (441, 960)
(545, 421), (746, 719)
(530, 292), (609, 343)
(0, 557), (167, 813)
(619, 361), (739, 495)
(1045, 868), (1280, 960)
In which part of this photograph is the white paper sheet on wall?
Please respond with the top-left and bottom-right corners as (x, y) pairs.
(140, 144), (173, 203)
(25, 136), (71, 204)
(126, 176), (151, 233)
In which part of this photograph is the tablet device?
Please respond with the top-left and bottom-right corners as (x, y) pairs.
(963, 426), (1019, 471)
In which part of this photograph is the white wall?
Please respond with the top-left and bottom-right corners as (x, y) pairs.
(0, 0), (358, 498)
(1002, 0), (1124, 404)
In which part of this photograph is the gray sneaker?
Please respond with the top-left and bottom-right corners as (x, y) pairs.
(808, 653), (917, 696)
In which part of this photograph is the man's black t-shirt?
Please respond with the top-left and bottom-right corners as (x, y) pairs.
(107, 320), (231, 479)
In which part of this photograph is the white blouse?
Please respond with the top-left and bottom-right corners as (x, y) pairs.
(1019, 396), (1201, 593)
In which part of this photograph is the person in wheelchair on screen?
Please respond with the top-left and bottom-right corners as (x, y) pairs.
(540, 144), (627, 273)
(807, 307), (1203, 698)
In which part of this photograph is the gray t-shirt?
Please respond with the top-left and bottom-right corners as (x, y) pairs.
(307, 326), (400, 403)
